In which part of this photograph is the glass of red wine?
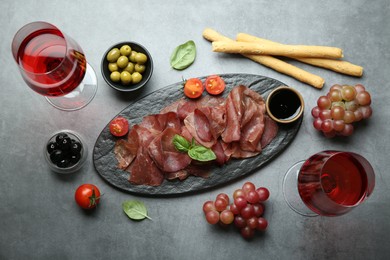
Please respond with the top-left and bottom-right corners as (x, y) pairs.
(283, 150), (375, 217)
(12, 21), (97, 111)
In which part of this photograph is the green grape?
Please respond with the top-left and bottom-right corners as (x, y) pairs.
(341, 85), (357, 101)
(331, 106), (345, 120)
(328, 89), (342, 102)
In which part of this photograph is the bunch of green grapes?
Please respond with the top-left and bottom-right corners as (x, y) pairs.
(311, 84), (372, 137)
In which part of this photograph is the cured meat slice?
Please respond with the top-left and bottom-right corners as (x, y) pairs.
(139, 112), (181, 134)
(127, 147), (164, 186)
(260, 115), (279, 148)
(114, 128), (139, 169)
(148, 128), (192, 173)
(221, 85), (266, 155)
(184, 110), (217, 148)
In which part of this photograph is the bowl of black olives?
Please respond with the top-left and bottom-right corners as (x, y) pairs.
(101, 41), (153, 92)
(44, 130), (88, 174)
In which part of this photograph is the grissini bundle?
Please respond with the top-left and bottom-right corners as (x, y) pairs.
(212, 40), (344, 59)
(203, 28), (325, 89)
(237, 33), (363, 77)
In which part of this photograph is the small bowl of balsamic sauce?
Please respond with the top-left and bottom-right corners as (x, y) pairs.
(266, 86), (304, 124)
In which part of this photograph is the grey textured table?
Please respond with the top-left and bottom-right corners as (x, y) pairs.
(1, 0), (389, 259)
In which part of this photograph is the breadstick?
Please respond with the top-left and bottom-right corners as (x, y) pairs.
(202, 28), (324, 89)
(237, 33), (363, 76)
(212, 40), (343, 59)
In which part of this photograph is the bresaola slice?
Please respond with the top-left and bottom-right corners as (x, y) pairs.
(148, 128), (192, 173)
(114, 85), (279, 187)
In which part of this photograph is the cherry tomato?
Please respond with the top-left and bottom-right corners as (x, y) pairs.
(75, 184), (101, 209)
(109, 116), (129, 137)
(205, 75), (225, 95)
(184, 78), (204, 99)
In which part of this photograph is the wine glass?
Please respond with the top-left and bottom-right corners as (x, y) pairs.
(11, 21), (97, 111)
(283, 150), (375, 217)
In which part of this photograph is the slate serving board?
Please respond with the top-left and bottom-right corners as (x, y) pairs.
(93, 73), (302, 196)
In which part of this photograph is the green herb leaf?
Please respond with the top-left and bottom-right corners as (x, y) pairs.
(170, 40), (196, 70)
(173, 134), (191, 152)
(122, 200), (152, 221)
(188, 145), (217, 162)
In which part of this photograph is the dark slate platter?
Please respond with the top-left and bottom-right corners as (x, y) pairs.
(93, 73), (302, 196)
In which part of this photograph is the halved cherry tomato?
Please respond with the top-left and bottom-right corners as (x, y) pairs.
(205, 75), (225, 95)
(184, 78), (204, 99)
(109, 116), (129, 137)
(75, 184), (101, 209)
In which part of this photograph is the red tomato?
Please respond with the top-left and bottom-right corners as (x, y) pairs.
(205, 75), (225, 95)
(109, 116), (129, 137)
(184, 78), (204, 98)
(75, 184), (101, 209)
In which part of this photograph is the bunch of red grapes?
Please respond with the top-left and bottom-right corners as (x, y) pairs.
(311, 84), (372, 137)
(202, 182), (270, 239)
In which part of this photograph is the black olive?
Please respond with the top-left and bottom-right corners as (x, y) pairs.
(47, 141), (58, 154)
(50, 150), (64, 164)
(55, 132), (69, 144)
(69, 153), (81, 164)
(57, 158), (70, 168)
(58, 136), (72, 151)
(70, 141), (82, 154)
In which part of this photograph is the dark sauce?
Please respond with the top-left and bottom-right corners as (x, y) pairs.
(269, 89), (301, 120)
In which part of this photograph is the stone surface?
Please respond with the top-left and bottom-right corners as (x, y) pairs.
(93, 74), (302, 195)
(1, 0), (390, 259)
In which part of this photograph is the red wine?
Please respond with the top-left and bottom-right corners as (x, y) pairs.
(298, 151), (369, 216)
(17, 28), (86, 96)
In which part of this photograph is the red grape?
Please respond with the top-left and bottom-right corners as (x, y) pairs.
(216, 193), (229, 204)
(247, 217), (258, 229)
(220, 210), (234, 225)
(203, 201), (216, 214)
(234, 196), (247, 210)
(246, 190), (260, 204)
(317, 96), (331, 109)
(240, 226), (255, 239)
(311, 106), (320, 118)
(230, 203), (240, 215)
(233, 189), (245, 199)
(234, 215), (247, 229)
(205, 210), (220, 225)
(214, 198), (228, 212)
(242, 182), (256, 193)
(240, 204), (255, 219)
(253, 203), (264, 217)
(256, 187), (270, 202)
(256, 217), (268, 231)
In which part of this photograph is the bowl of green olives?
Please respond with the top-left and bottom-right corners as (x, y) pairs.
(101, 41), (153, 92)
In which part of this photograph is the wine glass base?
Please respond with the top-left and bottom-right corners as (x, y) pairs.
(283, 161), (318, 217)
(45, 63), (98, 111)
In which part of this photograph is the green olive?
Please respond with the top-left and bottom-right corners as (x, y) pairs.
(123, 62), (135, 74)
(110, 71), (121, 82)
(134, 64), (146, 73)
(129, 51), (138, 63)
(120, 71), (132, 85)
(108, 62), (119, 72)
(120, 45), (132, 56)
(116, 55), (129, 69)
(106, 48), (120, 63)
(135, 53), (148, 64)
(132, 72), (143, 84)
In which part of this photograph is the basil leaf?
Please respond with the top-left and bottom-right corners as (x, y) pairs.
(188, 145), (217, 162)
(122, 200), (152, 221)
(170, 40), (196, 70)
(173, 134), (191, 152)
